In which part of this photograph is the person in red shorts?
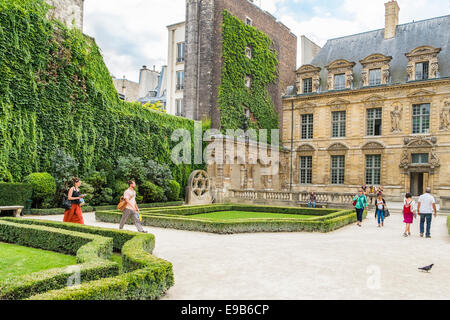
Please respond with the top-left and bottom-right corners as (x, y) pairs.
(63, 177), (85, 224)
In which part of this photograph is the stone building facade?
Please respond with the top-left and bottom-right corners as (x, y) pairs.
(45, 0), (84, 31)
(281, 3), (449, 201)
(184, 0), (297, 131)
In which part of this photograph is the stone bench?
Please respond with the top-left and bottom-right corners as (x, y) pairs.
(0, 206), (24, 217)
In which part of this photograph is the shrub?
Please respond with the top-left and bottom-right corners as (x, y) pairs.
(50, 149), (79, 196)
(112, 180), (129, 203)
(145, 160), (173, 188)
(116, 156), (148, 184)
(83, 171), (114, 206)
(23, 173), (56, 208)
(139, 181), (165, 203)
(0, 183), (33, 207)
(166, 180), (181, 201)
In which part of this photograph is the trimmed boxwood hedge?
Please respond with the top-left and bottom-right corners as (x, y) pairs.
(0, 218), (174, 300)
(95, 205), (366, 234)
(28, 206), (95, 215)
(0, 183), (33, 206)
(0, 220), (118, 299)
(93, 201), (183, 212)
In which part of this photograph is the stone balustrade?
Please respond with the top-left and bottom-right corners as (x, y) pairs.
(227, 189), (377, 208)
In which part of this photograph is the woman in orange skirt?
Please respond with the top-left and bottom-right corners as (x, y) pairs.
(63, 177), (85, 224)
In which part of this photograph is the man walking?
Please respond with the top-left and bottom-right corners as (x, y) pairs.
(119, 180), (147, 233)
(417, 187), (437, 238)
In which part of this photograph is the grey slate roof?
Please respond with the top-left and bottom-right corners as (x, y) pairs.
(310, 15), (450, 92)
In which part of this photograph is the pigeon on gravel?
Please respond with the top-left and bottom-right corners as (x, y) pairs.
(418, 264), (434, 272)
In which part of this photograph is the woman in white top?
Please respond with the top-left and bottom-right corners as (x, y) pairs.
(375, 193), (386, 227)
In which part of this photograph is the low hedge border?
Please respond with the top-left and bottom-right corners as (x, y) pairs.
(0, 220), (118, 300)
(93, 201), (184, 212)
(28, 206), (95, 215)
(95, 208), (365, 234)
(0, 218), (174, 300)
(128, 204), (336, 217)
(28, 228), (174, 300)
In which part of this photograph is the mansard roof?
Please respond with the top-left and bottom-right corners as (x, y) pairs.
(310, 15), (449, 92)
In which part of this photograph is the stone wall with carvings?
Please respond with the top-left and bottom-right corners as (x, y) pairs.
(282, 77), (450, 199)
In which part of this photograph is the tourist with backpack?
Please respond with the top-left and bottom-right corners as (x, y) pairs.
(375, 192), (387, 227)
(353, 189), (368, 227)
(402, 193), (416, 237)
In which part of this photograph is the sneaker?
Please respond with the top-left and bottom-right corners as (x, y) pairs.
(403, 232), (408, 237)
(420, 233), (424, 237)
(140, 230), (148, 233)
(426, 235), (431, 238)
(408, 232), (411, 236)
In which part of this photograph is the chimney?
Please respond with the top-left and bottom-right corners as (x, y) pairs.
(384, 0), (400, 39)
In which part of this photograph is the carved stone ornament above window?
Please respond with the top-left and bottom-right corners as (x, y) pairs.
(295, 64), (321, 94)
(405, 46), (442, 81)
(325, 59), (356, 90)
(359, 53), (393, 86)
(327, 142), (349, 152)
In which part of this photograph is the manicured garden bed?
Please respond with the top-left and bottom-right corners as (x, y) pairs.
(0, 218), (174, 300)
(96, 204), (366, 234)
(0, 242), (77, 282)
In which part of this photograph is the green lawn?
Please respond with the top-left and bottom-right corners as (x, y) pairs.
(0, 242), (77, 282)
(186, 211), (314, 221)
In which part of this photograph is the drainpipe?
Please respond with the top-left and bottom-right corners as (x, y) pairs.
(290, 99), (294, 192)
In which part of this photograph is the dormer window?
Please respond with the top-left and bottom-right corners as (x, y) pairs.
(325, 59), (355, 91)
(334, 74), (346, 90)
(295, 65), (321, 94)
(415, 62), (429, 80)
(405, 46), (441, 81)
(360, 54), (392, 87)
(369, 69), (381, 86)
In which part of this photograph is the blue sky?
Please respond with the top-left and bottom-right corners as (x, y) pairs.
(84, 0), (449, 82)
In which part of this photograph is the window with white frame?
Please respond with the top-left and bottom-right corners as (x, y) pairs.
(245, 16), (252, 26)
(334, 74), (346, 90)
(366, 108), (382, 136)
(175, 99), (184, 116)
(415, 62), (429, 80)
(365, 155), (381, 185)
(299, 156), (312, 184)
(177, 43), (185, 63)
(301, 114), (313, 139)
(411, 153), (429, 164)
(331, 155), (345, 184)
(176, 71), (184, 90)
(332, 111), (346, 137)
(303, 78), (313, 93)
(412, 104), (430, 134)
(369, 69), (381, 86)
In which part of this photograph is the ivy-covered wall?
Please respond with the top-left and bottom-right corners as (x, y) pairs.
(218, 10), (279, 132)
(0, 0), (200, 187)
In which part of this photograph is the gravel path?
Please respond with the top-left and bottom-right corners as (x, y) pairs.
(27, 211), (450, 300)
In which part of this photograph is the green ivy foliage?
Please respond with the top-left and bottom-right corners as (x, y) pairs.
(0, 0), (201, 189)
(218, 10), (279, 133)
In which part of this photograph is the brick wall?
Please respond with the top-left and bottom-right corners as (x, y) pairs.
(185, 0), (297, 132)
